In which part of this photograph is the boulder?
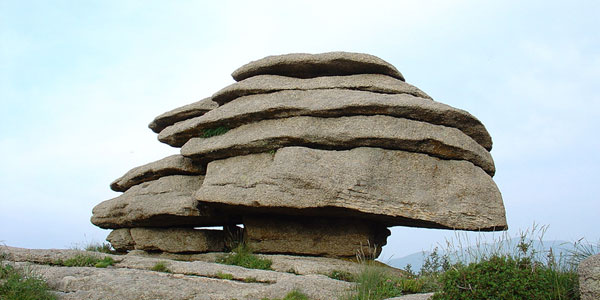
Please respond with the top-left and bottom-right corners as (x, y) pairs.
(159, 89), (491, 150)
(232, 51), (404, 81)
(92, 175), (236, 229)
(579, 253), (600, 300)
(195, 147), (507, 231)
(110, 155), (205, 192)
(212, 74), (430, 105)
(106, 229), (134, 252)
(149, 97), (218, 133)
(244, 216), (390, 258)
(180, 115), (495, 175)
(108, 228), (225, 253)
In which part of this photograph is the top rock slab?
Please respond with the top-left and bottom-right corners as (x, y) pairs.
(231, 52), (405, 82)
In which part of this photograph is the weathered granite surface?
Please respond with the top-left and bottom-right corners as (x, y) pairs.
(110, 155), (204, 192)
(196, 147), (506, 231)
(107, 228), (225, 253)
(159, 89), (492, 150)
(92, 175), (235, 229)
(231, 51), (404, 81)
(244, 217), (390, 258)
(212, 74), (430, 105)
(180, 116), (495, 175)
(149, 97), (218, 133)
(579, 253), (600, 300)
(1, 246), (353, 300)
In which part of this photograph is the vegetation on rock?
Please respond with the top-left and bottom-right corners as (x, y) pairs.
(216, 244), (272, 270)
(150, 261), (171, 273)
(0, 263), (57, 300)
(201, 126), (229, 138)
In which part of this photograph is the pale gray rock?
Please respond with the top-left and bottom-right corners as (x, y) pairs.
(110, 155), (204, 192)
(126, 250), (373, 277)
(579, 253), (600, 300)
(244, 216), (390, 258)
(231, 51), (404, 81)
(159, 89), (492, 150)
(92, 175), (235, 229)
(181, 116), (495, 176)
(196, 147), (507, 231)
(2, 246), (353, 300)
(149, 97), (218, 133)
(130, 227), (224, 253)
(106, 229), (134, 252)
(212, 74), (430, 105)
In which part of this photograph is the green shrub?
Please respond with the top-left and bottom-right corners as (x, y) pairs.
(201, 126), (229, 138)
(216, 245), (272, 270)
(150, 262), (171, 273)
(328, 270), (356, 282)
(243, 276), (258, 283)
(0, 263), (57, 300)
(345, 264), (426, 300)
(431, 255), (579, 300)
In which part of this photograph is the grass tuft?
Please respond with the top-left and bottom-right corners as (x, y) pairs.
(216, 244), (272, 270)
(0, 263), (57, 300)
(261, 289), (309, 300)
(215, 272), (234, 280)
(201, 126), (229, 138)
(328, 270), (356, 282)
(59, 254), (114, 268)
(85, 242), (115, 254)
(150, 261), (171, 273)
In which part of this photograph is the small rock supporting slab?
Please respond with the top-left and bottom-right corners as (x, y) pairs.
(212, 74), (429, 105)
(149, 97), (218, 133)
(110, 155), (205, 192)
(244, 216), (390, 258)
(579, 253), (600, 300)
(108, 228), (225, 253)
(196, 147), (506, 231)
(231, 51), (405, 81)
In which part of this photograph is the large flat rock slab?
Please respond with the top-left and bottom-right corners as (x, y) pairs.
(195, 147), (507, 231)
(159, 89), (491, 150)
(244, 216), (390, 258)
(1, 246), (353, 300)
(92, 175), (235, 229)
(231, 51), (404, 81)
(108, 228), (225, 253)
(181, 115), (495, 175)
(149, 97), (218, 133)
(110, 155), (205, 192)
(212, 74), (429, 105)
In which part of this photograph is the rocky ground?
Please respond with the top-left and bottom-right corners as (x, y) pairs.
(0, 246), (433, 300)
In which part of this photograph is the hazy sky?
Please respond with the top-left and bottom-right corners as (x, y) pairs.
(1, 0), (598, 260)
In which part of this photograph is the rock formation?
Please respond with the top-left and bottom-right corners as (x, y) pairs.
(579, 253), (600, 300)
(91, 51), (507, 259)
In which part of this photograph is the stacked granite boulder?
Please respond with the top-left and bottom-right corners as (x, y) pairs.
(91, 52), (507, 258)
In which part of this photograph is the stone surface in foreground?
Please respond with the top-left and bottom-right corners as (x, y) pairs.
(1, 246), (354, 300)
(196, 147), (506, 231)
